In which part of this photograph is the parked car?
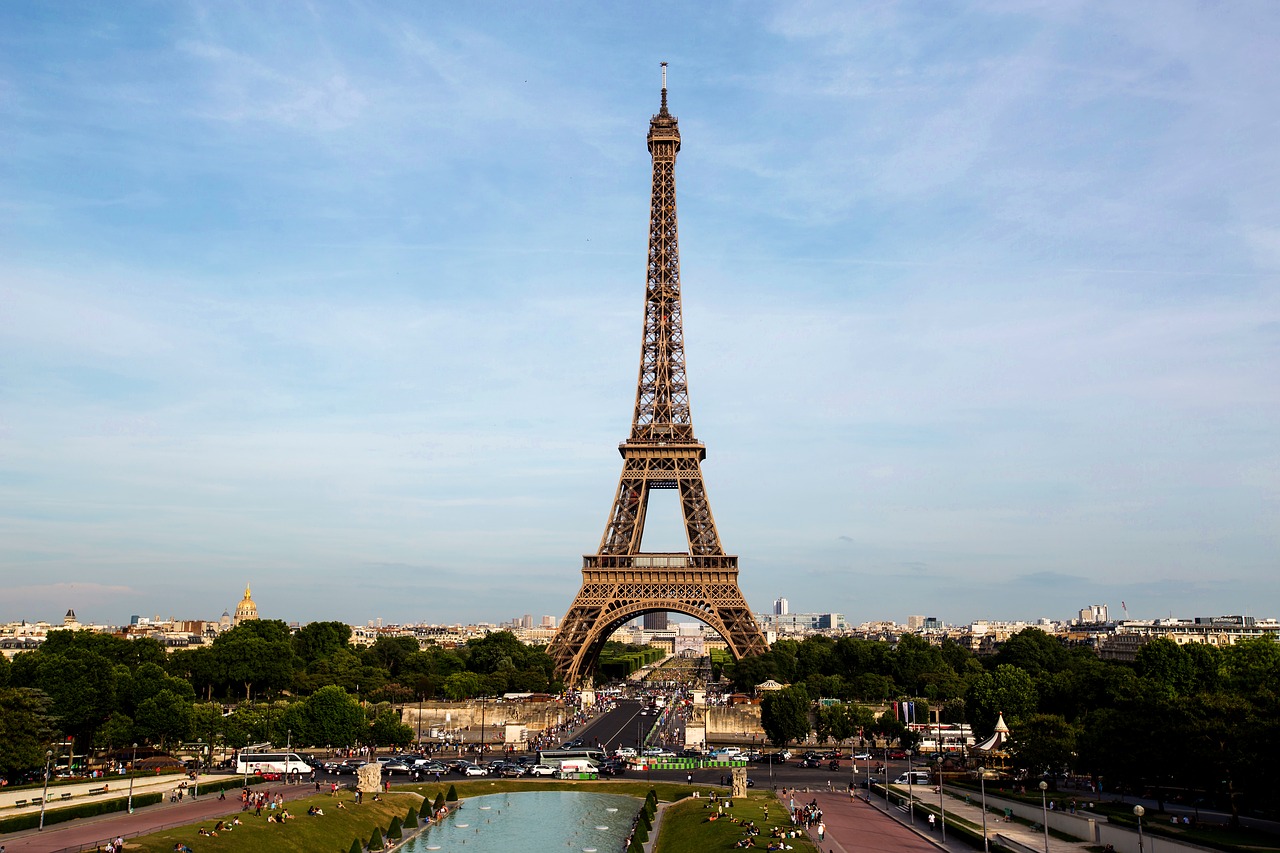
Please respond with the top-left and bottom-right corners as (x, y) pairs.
(500, 764), (527, 777)
(853, 752), (872, 760)
(599, 760), (627, 776)
(462, 764), (488, 777)
(526, 764), (557, 778)
(799, 757), (822, 769)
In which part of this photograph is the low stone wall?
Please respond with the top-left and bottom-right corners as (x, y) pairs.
(705, 705), (764, 740)
(400, 699), (568, 739)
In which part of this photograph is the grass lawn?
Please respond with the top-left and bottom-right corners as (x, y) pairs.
(653, 791), (817, 853)
(126, 791), (422, 853)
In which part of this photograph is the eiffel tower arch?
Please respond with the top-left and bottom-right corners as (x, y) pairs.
(549, 65), (769, 688)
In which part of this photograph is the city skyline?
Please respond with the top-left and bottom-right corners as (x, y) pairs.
(2, 3), (1278, 627)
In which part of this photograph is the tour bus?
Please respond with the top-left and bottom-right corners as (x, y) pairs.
(235, 751), (313, 780)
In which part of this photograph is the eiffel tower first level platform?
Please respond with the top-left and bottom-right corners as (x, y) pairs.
(548, 65), (769, 688)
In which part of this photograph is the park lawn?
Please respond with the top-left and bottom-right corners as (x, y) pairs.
(653, 792), (817, 853)
(126, 791), (422, 853)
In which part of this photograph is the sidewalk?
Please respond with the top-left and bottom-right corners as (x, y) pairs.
(780, 790), (946, 853)
(897, 784), (1093, 853)
(0, 778), (315, 853)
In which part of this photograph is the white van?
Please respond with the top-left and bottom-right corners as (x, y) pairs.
(557, 759), (597, 777)
(894, 771), (931, 785)
(717, 747), (742, 758)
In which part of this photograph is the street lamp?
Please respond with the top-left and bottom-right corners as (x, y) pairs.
(883, 746), (890, 813)
(937, 754), (947, 841)
(1039, 780), (1050, 853)
(193, 738), (202, 798)
(906, 749), (914, 825)
(978, 766), (989, 853)
(1134, 804), (1146, 853)
(128, 743), (138, 814)
(242, 736), (250, 788)
(38, 748), (53, 831)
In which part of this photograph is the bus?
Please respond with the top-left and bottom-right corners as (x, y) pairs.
(235, 751), (313, 779)
(537, 747), (606, 768)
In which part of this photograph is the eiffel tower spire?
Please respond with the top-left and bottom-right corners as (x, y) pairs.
(549, 67), (768, 688)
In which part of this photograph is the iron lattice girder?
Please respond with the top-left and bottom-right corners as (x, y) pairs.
(549, 78), (769, 688)
(549, 572), (769, 688)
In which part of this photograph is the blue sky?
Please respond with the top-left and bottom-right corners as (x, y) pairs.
(2, 1), (1277, 628)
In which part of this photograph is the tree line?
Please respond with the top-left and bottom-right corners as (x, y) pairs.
(736, 630), (1280, 826)
(0, 620), (557, 782)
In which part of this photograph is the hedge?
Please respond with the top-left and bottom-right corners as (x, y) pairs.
(0, 792), (163, 833)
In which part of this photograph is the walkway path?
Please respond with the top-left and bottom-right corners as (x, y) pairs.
(0, 778), (316, 853)
(778, 789), (947, 853)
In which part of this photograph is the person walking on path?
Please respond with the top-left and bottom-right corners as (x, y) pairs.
(817, 820), (826, 842)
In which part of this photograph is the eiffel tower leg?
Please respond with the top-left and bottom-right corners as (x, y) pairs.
(550, 577), (769, 688)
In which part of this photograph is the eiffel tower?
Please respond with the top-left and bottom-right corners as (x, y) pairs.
(549, 65), (769, 688)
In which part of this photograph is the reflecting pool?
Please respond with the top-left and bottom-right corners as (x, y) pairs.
(402, 790), (640, 853)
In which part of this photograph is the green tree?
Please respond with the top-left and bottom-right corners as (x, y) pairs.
(369, 708), (414, 747)
(1008, 713), (1076, 782)
(760, 685), (810, 748)
(135, 689), (192, 748)
(965, 664), (1037, 735)
(303, 686), (366, 748)
(442, 671), (483, 700)
(0, 688), (57, 779)
(293, 621), (353, 664)
(1135, 639), (1194, 696)
(96, 711), (135, 750)
(212, 622), (297, 700)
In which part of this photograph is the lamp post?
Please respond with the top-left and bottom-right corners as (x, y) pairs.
(883, 746), (890, 813)
(193, 738), (202, 798)
(38, 748), (53, 831)
(937, 754), (947, 841)
(1039, 780), (1050, 853)
(906, 748), (914, 825)
(242, 736), (250, 788)
(286, 729), (291, 784)
(128, 743), (138, 814)
(978, 766), (989, 853)
(1134, 804), (1146, 853)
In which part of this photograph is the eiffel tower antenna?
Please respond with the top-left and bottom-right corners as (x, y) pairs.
(549, 67), (769, 688)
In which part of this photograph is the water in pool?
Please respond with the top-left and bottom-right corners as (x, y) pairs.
(402, 790), (641, 853)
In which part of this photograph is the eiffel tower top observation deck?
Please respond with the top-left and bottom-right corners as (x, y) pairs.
(548, 66), (768, 687)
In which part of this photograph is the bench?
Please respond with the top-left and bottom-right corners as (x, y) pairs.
(13, 799), (29, 807)
(60, 792), (73, 800)
(88, 786), (108, 795)
(1029, 822), (1042, 833)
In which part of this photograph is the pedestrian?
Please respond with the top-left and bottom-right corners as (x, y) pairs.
(687, 773), (692, 785)
(818, 820), (826, 842)
(928, 813), (936, 831)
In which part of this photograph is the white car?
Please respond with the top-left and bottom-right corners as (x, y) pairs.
(526, 764), (557, 777)
(853, 752), (872, 760)
(463, 764), (488, 777)
(614, 747), (637, 758)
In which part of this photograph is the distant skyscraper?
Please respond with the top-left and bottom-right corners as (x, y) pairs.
(643, 612), (669, 630)
(774, 597), (789, 616)
(541, 615), (556, 629)
(907, 615), (925, 631)
(1078, 604), (1109, 623)
(522, 614), (533, 629)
